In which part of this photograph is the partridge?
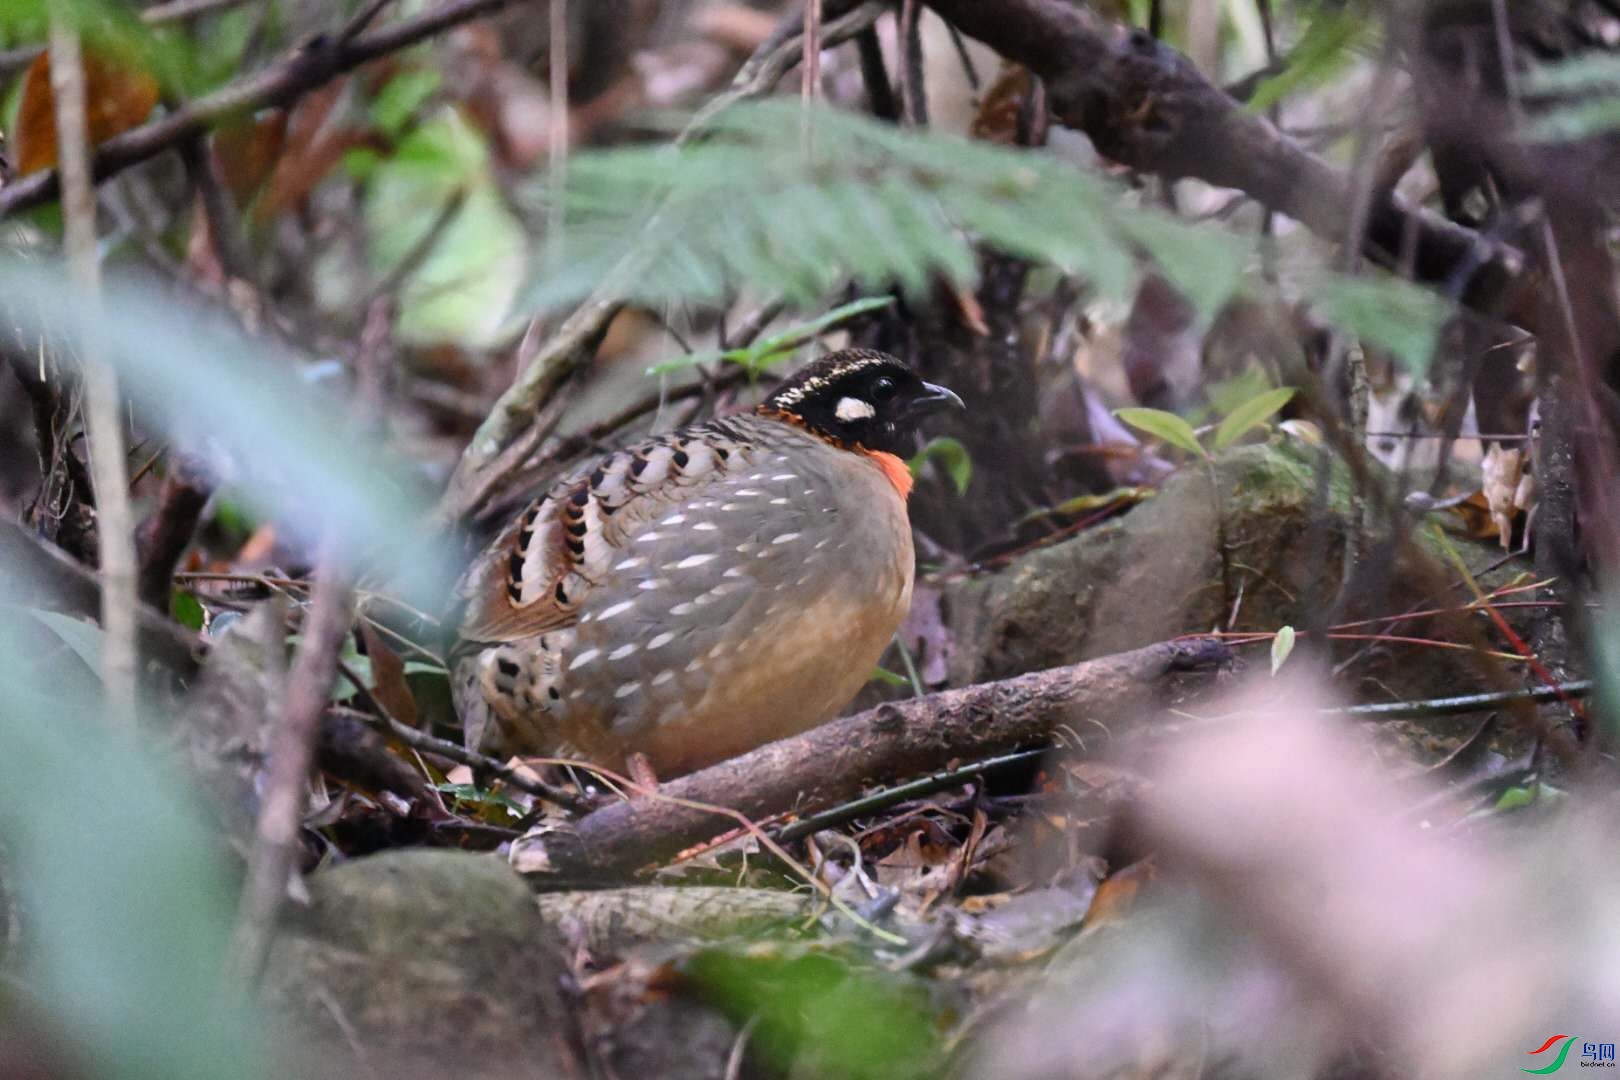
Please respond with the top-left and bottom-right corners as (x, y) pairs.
(449, 349), (962, 777)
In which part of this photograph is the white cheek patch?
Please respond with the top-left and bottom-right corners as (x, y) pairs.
(835, 396), (876, 422)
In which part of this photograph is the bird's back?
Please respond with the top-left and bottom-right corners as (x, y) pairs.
(451, 411), (913, 774)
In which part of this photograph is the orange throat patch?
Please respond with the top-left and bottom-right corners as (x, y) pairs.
(864, 450), (914, 500)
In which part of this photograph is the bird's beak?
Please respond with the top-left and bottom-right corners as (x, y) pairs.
(910, 381), (966, 415)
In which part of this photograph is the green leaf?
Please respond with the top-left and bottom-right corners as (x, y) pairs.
(685, 945), (941, 1077)
(868, 665), (910, 688)
(1214, 386), (1297, 449)
(520, 99), (1249, 317)
(1247, 8), (1370, 111)
(909, 436), (972, 495)
(169, 589), (206, 632)
(371, 67), (441, 137)
(365, 113), (526, 348)
(1115, 407), (1207, 457)
(1528, 96), (1620, 142)
(1270, 625), (1296, 676)
(1307, 273), (1450, 377)
(1492, 784), (1538, 812)
(1205, 366), (1273, 418)
(1121, 212), (1247, 321)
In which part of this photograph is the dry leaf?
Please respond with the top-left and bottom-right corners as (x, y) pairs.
(1444, 490), (1498, 541)
(1081, 856), (1158, 931)
(359, 621), (420, 730)
(970, 62), (1035, 145)
(1481, 443), (1527, 550)
(13, 49), (159, 176)
(213, 110), (288, 205)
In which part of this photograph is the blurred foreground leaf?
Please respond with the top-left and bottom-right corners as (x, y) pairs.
(0, 585), (261, 1078)
(684, 945), (942, 1080)
(1306, 273), (1450, 377)
(0, 260), (457, 604)
(520, 100), (1251, 315)
(1524, 54), (1620, 141)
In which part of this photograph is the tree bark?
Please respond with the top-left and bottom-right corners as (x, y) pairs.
(921, 0), (1520, 305)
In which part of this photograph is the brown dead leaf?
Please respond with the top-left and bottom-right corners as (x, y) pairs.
(359, 621), (420, 730)
(970, 63), (1035, 145)
(952, 284), (990, 336)
(234, 524), (278, 565)
(13, 49), (159, 176)
(213, 110), (288, 206)
(1444, 490), (1497, 541)
(254, 80), (385, 225)
(1081, 856), (1158, 931)
(1481, 443), (1530, 550)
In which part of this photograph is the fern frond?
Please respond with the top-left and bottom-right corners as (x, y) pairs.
(518, 99), (1254, 313)
(518, 99), (1454, 379)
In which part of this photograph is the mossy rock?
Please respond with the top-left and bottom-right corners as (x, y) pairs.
(262, 849), (574, 1078)
(943, 439), (1529, 713)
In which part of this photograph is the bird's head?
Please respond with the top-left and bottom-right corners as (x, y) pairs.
(760, 349), (964, 456)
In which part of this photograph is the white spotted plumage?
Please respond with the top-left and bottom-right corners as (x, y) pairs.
(449, 351), (927, 776)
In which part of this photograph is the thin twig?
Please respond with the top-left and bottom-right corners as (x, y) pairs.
(0, 0), (519, 218)
(175, 133), (254, 283)
(546, 0), (568, 263)
(134, 456), (211, 609)
(898, 0), (929, 127)
(1324, 680), (1593, 721)
(50, 13), (139, 726)
(802, 0), (824, 103)
(330, 663), (589, 812)
(518, 756), (908, 945)
(144, 0), (255, 23)
(228, 541), (351, 984)
(362, 190), (466, 305)
(772, 748), (1048, 843)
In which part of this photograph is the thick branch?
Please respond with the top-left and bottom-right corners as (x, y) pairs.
(922, 0), (1522, 302)
(0, 0), (514, 219)
(509, 636), (1231, 882)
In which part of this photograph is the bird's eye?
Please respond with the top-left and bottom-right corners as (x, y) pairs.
(871, 376), (897, 400)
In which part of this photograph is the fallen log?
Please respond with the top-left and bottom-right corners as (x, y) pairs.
(509, 636), (1231, 882)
